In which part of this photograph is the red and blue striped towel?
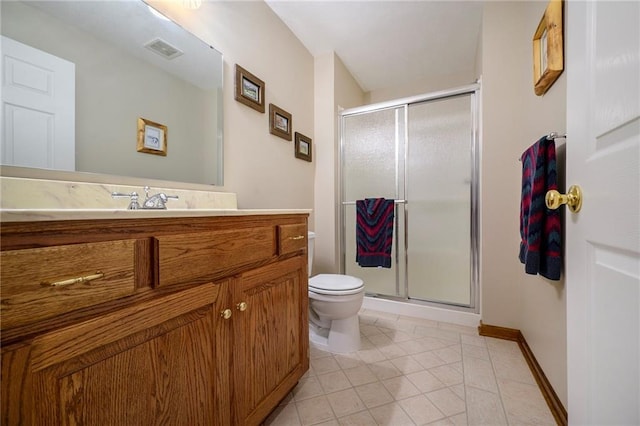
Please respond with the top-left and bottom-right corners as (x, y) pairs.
(519, 136), (562, 280)
(356, 198), (395, 268)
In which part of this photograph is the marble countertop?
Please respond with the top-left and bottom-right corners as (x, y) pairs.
(0, 176), (311, 222)
(1, 208), (312, 222)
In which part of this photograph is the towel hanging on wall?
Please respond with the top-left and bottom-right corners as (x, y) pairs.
(356, 198), (395, 268)
(519, 136), (562, 280)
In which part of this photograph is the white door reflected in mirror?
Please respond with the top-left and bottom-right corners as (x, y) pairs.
(1, 36), (75, 171)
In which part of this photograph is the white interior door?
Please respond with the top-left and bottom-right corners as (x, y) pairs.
(566, 1), (640, 424)
(1, 36), (75, 170)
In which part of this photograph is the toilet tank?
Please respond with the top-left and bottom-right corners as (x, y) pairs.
(307, 231), (315, 276)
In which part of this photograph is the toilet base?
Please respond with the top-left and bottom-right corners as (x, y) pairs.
(309, 315), (361, 353)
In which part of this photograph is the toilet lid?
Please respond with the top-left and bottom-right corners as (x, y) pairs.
(309, 274), (364, 295)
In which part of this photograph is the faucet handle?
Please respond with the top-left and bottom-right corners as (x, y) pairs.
(111, 191), (140, 210)
(160, 194), (179, 208)
(160, 194), (179, 206)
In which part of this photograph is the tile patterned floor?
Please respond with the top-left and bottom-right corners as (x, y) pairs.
(265, 309), (556, 426)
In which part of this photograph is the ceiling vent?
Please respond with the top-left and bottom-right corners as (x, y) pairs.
(144, 38), (183, 60)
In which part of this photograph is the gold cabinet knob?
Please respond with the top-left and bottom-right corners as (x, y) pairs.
(221, 309), (232, 320)
(237, 302), (248, 312)
(545, 185), (582, 213)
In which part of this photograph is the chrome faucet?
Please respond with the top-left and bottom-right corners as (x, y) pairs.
(112, 186), (178, 210)
(141, 186), (179, 209)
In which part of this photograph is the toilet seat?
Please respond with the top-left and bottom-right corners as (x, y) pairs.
(309, 274), (364, 296)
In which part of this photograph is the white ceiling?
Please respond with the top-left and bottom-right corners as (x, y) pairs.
(265, 1), (484, 92)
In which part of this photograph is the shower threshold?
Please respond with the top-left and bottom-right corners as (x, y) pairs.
(362, 293), (480, 328)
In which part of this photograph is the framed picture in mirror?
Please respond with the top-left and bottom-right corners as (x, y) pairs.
(137, 117), (167, 156)
(235, 64), (265, 113)
(294, 132), (312, 162)
(269, 104), (292, 141)
(532, 0), (563, 96)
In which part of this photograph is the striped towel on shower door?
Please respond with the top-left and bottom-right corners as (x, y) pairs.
(356, 198), (395, 268)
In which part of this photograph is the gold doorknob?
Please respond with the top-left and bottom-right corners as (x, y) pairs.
(237, 302), (248, 312)
(545, 185), (582, 213)
(221, 309), (232, 320)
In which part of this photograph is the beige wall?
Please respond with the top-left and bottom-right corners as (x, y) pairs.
(481, 1), (567, 406)
(313, 52), (365, 275)
(151, 1), (315, 215)
(313, 53), (336, 275)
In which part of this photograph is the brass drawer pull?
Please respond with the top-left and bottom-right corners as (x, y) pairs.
(221, 309), (232, 320)
(42, 271), (105, 287)
(237, 302), (248, 312)
(289, 235), (305, 240)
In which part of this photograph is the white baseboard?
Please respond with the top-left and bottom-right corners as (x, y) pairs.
(362, 296), (480, 328)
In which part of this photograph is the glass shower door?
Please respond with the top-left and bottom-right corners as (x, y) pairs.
(341, 107), (406, 298)
(407, 95), (474, 306)
(340, 88), (478, 309)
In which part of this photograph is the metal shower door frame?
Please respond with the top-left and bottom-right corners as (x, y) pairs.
(339, 82), (481, 313)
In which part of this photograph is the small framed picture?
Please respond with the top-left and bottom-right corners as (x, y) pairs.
(235, 64), (265, 113)
(532, 0), (563, 96)
(294, 132), (312, 162)
(269, 103), (292, 141)
(137, 117), (167, 156)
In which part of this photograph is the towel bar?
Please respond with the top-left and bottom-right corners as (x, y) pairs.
(546, 132), (566, 140)
(342, 199), (406, 205)
(519, 133), (566, 161)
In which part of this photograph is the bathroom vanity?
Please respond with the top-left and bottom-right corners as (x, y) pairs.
(0, 211), (309, 425)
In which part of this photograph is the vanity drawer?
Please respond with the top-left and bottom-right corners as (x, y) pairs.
(278, 223), (307, 255)
(157, 226), (275, 287)
(0, 240), (137, 330)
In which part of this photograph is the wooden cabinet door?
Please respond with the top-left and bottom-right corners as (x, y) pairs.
(21, 283), (226, 426)
(232, 256), (309, 426)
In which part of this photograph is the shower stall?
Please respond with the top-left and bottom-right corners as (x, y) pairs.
(339, 84), (480, 314)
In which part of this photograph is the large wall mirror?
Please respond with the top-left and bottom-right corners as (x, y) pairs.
(1, 1), (224, 186)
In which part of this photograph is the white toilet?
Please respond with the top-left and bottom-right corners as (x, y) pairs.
(307, 232), (365, 353)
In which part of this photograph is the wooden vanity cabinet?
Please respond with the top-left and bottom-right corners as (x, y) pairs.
(29, 283), (225, 425)
(233, 256), (308, 425)
(0, 214), (309, 426)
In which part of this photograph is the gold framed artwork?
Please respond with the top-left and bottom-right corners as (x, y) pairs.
(294, 132), (312, 162)
(234, 64), (265, 113)
(137, 117), (167, 156)
(532, 0), (564, 96)
(269, 103), (292, 141)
